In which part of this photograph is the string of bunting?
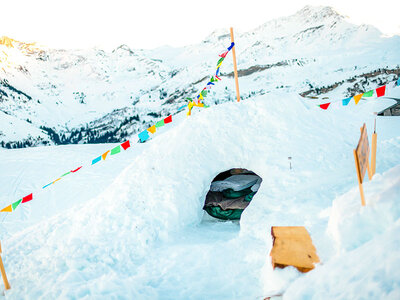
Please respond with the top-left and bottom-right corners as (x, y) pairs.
(0, 42), (234, 214)
(317, 78), (400, 110)
(186, 42), (234, 116)
(0, 113), (176, 213)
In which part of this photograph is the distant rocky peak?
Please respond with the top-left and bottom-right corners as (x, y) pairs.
(296, 5), (343, 20)
(113, 44), (135, 55)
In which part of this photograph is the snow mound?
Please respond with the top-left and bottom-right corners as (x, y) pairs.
(284, 165), (400, 299)
(2, 93), (399, 298)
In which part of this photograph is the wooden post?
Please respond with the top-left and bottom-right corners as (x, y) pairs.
(0, 241), (10, 291)
(371, 132), (377, 176)
(230, 27), (240, 102)
(354, 149), (366, 206)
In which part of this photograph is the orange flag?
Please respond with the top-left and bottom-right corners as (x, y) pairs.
(354, 94), (363, 105)
(53, 178), (61, 184)
(0, 205), (12, 212)
(147, 125), (156, 134)
(102, 150), (110, 160)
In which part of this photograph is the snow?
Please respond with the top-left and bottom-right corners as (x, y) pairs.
(0, 5), (400, 299)
(0, 89), (399, 298)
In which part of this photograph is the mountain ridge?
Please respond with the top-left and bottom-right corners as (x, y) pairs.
(0, 5), (399, 148)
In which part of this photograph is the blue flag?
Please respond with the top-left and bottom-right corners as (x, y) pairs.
(342, 97), (352, 106)
(92, 156), (102, 165)
(138, 130), (150, 143)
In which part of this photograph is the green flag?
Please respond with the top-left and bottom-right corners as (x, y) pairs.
(12, 199), (22, 210)
(61, 171), (71, 177)
(111, 146), (121, 155)
(155, 120), (165, 128)
(363, 90), (373, 97)
(201, 90), (207, 97)
(217, 57), (224, 66)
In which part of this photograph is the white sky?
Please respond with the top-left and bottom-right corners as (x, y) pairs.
(1, 0), (399, 50)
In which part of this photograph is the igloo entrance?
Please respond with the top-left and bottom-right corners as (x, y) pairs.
(203, 168), (262, 220)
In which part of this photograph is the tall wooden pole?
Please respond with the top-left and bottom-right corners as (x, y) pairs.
(230, 27), (240, 102)
(371, 116), (377, 176)
(0, 241), (11, 291)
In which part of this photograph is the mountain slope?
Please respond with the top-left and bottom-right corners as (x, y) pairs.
(1, 5), (399, 148)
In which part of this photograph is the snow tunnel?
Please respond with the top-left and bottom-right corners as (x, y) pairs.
(203, 168), (262, 220)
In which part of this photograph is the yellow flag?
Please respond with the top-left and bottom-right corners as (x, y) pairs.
(147, 125), (156, 134)
(1, 205), (12, 212)
(187, 102), (194, 116)
(354, 94), (363, 105)
(53, 178), (61, 184)
(102, 150), (110, 160)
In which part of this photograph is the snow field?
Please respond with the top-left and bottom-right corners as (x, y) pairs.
(0, 92), (399, 298)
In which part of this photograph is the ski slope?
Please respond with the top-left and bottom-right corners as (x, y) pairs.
(0, 90), (399, 299)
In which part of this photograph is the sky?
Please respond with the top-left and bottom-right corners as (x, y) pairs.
(1, 0), (399, 50)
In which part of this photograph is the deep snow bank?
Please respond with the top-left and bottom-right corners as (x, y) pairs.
(284, 165), (400, 299)
(2, 93), (400, 298)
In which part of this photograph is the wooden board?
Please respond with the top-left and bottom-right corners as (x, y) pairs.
(355, 123), (370, 184)
(270, 226), (319, 273)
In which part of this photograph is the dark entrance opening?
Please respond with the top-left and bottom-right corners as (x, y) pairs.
(203, 168), (262, 220)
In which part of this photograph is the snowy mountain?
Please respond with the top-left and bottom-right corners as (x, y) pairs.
(1, 5), (399, 148)
(1, 5), (400, 299)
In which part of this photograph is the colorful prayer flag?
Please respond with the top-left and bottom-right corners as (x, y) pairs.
(71, 166), (82, 173)
(155, 120), (165, 128)
(61, 171), (71, 177)
(342, 97), (351, 106)
(363, 90), (374, 97)
(42, 182), (52, 189)
(92, 156), (102, 165)
(53, 178), (61, 184)
(138, 130), (150, 142)
(397, 78), (400, 86)
(354, 94), (363, 105)
(21, 193), (33, 203)
(147, 125), (156, 134)
(376, 86), (386, 97)
(102, 150), (110, 160)
(219, 51), (228, 58)
(164, 115), (172, 124)
(0, 205), (12, 212)
(319, 103), (330, 110)
(121, 140), (130, 150)
(227, 42), (234, 51)
(217, 57), (224, 66)
(12, 199), (22, 210)
(110, 146), (121, 155)
(201, 90), (207, 97)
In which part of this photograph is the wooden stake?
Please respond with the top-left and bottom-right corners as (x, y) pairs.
(354, 149), (366, 206)
(371, 132), (377, 176)
(230, 27), (240, 102)
(0, 242), (10, 291)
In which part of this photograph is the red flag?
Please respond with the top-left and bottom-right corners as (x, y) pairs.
(319, 103), (330, 110)
(219, 51), (228, 58)
(22, 193), (33, 203)
(121, 140), (130, 150)
(376, 86), (386, 97)
(71, 166), (82, 173)
(164, 115), (172, 124)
